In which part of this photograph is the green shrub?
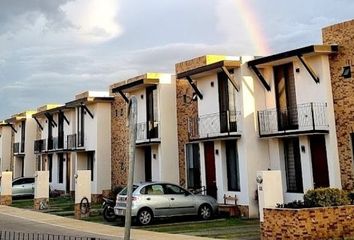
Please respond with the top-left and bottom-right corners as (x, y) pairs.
(304, 188), (350, 207)
(277, 200), (306, 209)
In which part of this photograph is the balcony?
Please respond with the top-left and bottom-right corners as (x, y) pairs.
(257, 102), (329, 137)
(188, 111), (241, 141)
(67, 134), (77, 149)
(136, 121), (160, 144)
(34, 139), (46, 153)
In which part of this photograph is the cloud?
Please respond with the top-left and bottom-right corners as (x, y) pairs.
(61, 0), (123, 42)
(0, 0), (123, 45)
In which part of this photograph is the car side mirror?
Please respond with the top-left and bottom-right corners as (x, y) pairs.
(184, 191), (190, 196)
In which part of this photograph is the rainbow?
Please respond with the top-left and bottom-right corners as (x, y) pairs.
(233, 0), (271, 55)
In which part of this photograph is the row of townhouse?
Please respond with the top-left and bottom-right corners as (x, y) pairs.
(0, 19), (353, 217)
(0, 92), (113, 202)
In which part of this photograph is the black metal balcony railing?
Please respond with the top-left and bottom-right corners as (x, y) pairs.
(136, 121), (160, 142)
(34, 139), (46, 153)
(13, 142), (20, 154)
(67, 134), (77, 149)
(188, 111), (241, 140)
(257, 102), (329, 137)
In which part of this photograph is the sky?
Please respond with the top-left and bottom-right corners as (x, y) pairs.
(0, 0), (354, 119)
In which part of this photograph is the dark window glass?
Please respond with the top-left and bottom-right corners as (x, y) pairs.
(87, 151), (94, 181)
(164, 184), (186, 195)
(284, 137), (303, 193)
(58, 153), (64, 183)
(186, 143), (201, 189)
(226, 140), (240, 191)
(48, 155), (53, 182)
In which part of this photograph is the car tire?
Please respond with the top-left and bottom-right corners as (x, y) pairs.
(136, 208), (153, 225)
(198, 204), (212, 220)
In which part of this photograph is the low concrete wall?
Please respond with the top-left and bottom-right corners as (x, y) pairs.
(261, 206), (354, 239)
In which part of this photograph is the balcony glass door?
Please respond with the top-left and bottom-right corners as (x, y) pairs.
(274, 63), (298, 131)
(218, 71), (237, 133)
(146, 86), (158, 139)
(58, 112), (64, 149)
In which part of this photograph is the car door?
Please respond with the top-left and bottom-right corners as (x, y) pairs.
(140, 184), (170, 217)
(23, 178), (35, 196)
(164, 184), (196, 216)
(12, 178), (25, 196)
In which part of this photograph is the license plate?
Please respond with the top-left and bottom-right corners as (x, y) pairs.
(117, 209), (125, 216)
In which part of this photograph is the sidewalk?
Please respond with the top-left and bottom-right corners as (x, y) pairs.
(0, 205), (214, 240)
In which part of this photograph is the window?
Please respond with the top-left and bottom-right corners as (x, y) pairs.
(164, 184), (186, 195)
(141, 184), (164, 195)
(226, 140), (240, 191)
(284, 137), (303, 193)
(48, 155), (53, 182)
(342, 66), (351, 79)
(186, 143), (201, 189)
(87, 151), (94, 181)
(58, 153), (64, 184)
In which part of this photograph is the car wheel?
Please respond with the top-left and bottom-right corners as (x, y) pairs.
(137, 208), (153, 225)
(198, 204), (212, 220)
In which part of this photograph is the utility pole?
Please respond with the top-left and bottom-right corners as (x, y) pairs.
(124, 96), (137, 240)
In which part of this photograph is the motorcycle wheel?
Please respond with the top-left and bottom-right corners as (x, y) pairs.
(103, 207), (118, 222)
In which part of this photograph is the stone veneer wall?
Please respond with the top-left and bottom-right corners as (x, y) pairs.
(110, 92), (129, 188)
(176, 79), (198, 186)
(261, 206), (354, 239)
(323, 19), (354, 190)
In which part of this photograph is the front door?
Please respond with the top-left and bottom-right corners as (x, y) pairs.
(204, 142), (217, 199)
(310, 135), (330, 188)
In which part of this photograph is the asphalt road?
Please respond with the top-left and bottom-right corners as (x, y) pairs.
(0, 213), (121, 240)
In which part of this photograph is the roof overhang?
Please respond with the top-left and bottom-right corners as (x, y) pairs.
(65, 96), (114, 108)
(175, 55), (240, 79)
(111, 73), (164, 93)
(247, 45), (338, 67)
(247, 44), (338, 91)
(5, 111), (36, 123)
(32, 104), (67, 118)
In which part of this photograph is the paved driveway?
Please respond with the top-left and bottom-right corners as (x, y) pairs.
(0, 205), (213, 240)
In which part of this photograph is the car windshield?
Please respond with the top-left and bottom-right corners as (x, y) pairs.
(119, 185), (139, 195)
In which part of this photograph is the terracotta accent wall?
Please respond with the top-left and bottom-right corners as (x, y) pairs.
(176, 79), (198, 186)
(323, 19), (354, 190)
(110, 92), (129, 188)
(261, 206), (354, 239)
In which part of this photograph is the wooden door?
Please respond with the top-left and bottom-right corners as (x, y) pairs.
(310, 135), (330, 188)
(204, 142), (217, 199)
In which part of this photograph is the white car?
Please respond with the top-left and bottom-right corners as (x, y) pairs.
(114, 182), (218, 225)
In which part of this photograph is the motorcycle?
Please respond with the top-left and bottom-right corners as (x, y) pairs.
(102, 197), (117, 222)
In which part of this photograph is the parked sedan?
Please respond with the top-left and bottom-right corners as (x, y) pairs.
(0, 177), (35, 198)
(114, 182), (218, 225)
(12, 177), (35, 197)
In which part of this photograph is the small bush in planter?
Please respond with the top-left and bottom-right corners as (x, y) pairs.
(277, 200), (306, 209)
(304, 188), (350, 207)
